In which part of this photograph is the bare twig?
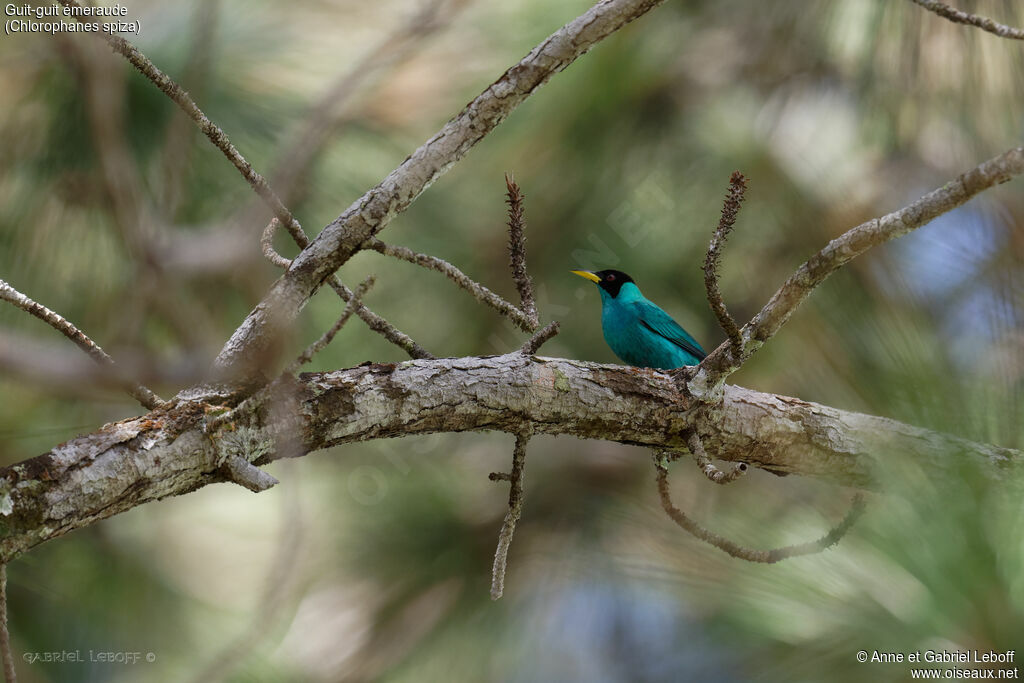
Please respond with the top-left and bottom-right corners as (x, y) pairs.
(690, 146), (1024, 400)
(505, 174), (538, 328)
(520, 321), (560, 356)
(0, 279), (165, 410)
(908, 0), (1024, 40)
(490, 431), (530, 600)
(287, 277), (375, 373)
(684, 430), (747, 484)
(655, 462), (865, 563)
(56, 0), (307, 249)
(0, 565), (15, 683)
(363, 238), (536, 332)
(704, 172), (746, 350)
(214, 0), (671, 382)
(160, 0), (223, 216)
(261, 220), (433, 359)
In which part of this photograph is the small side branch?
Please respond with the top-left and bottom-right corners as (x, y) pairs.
(505, 174), (539, 329)
(57, 0), (306, 247)
(655, 463), (865, 563)
(489, 431), (530, 600)
(287, 277), (375, 374)
(704, 172), (746, 350)
(0, 278), (165, 410)
(691, 146), (1024, 399)
(685, 430), (747, 484)
(223, 456), (279, 493)
(363, 238), (536, 332)
(908, 0), (1024, 40)
(261, 221), (433, 360)
(520, 321), (560, 356)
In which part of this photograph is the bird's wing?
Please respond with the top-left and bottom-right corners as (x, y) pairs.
(633, 300), (707, 361)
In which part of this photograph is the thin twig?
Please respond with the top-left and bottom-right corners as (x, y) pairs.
(0, 279), (165, 410)
(0, 565), (15, 683)
(505, 174), (538, 328)
(261, 221), (433, 359)
(908, 0), (1024, 40)
(684, 430), (747, 484)
(159, 0), (223, 216)
(363, 238), (536, 332)
(490, 431), (530, 600)
(520, 321), (560, 356)
(704, 172), (746, 350)
(654, 462), (865, 563)
(690, 146), (1024, 400)
(56, 0), (307, 249)
(287, 277), (375, 373)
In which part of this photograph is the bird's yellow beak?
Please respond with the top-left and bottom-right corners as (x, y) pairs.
(571, 270), (600, 283)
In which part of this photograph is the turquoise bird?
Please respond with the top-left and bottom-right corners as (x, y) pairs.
(572, 269), (706, 369)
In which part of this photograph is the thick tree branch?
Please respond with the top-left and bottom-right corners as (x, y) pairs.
(0, 355), (1017, 563)
(909, 0), (1024, 40)
(212, 0), (669, 384)
(689, 146), (1024, 400)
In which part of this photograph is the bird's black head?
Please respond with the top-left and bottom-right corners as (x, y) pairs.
(590, 269), (635, 298)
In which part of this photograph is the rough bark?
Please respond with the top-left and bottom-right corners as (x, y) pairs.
(1, 354), (1017, 563)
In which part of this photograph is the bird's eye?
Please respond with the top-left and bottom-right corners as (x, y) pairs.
(606, 273), (616, 281)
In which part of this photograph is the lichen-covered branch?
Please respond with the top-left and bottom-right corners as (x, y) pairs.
(689, 146), (1024, 400)
(0, 354), (1017, 563)
(909, 0), (1024, 40)
(213, 0), (670, 383)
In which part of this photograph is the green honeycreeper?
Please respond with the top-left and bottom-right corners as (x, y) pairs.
(572, 269), (706, 369)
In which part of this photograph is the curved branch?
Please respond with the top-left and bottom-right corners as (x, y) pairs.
(655, 464), (866, 563)
(0, 354), (1017, 563)
(213, 0), (670, 383)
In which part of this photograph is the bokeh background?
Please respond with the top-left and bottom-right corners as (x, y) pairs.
(1, 0), (1023, 681)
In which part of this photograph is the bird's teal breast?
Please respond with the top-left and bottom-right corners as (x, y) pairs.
(599, 292), (701, 369)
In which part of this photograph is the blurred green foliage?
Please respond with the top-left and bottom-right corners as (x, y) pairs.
(0, 0), (1022, 681)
